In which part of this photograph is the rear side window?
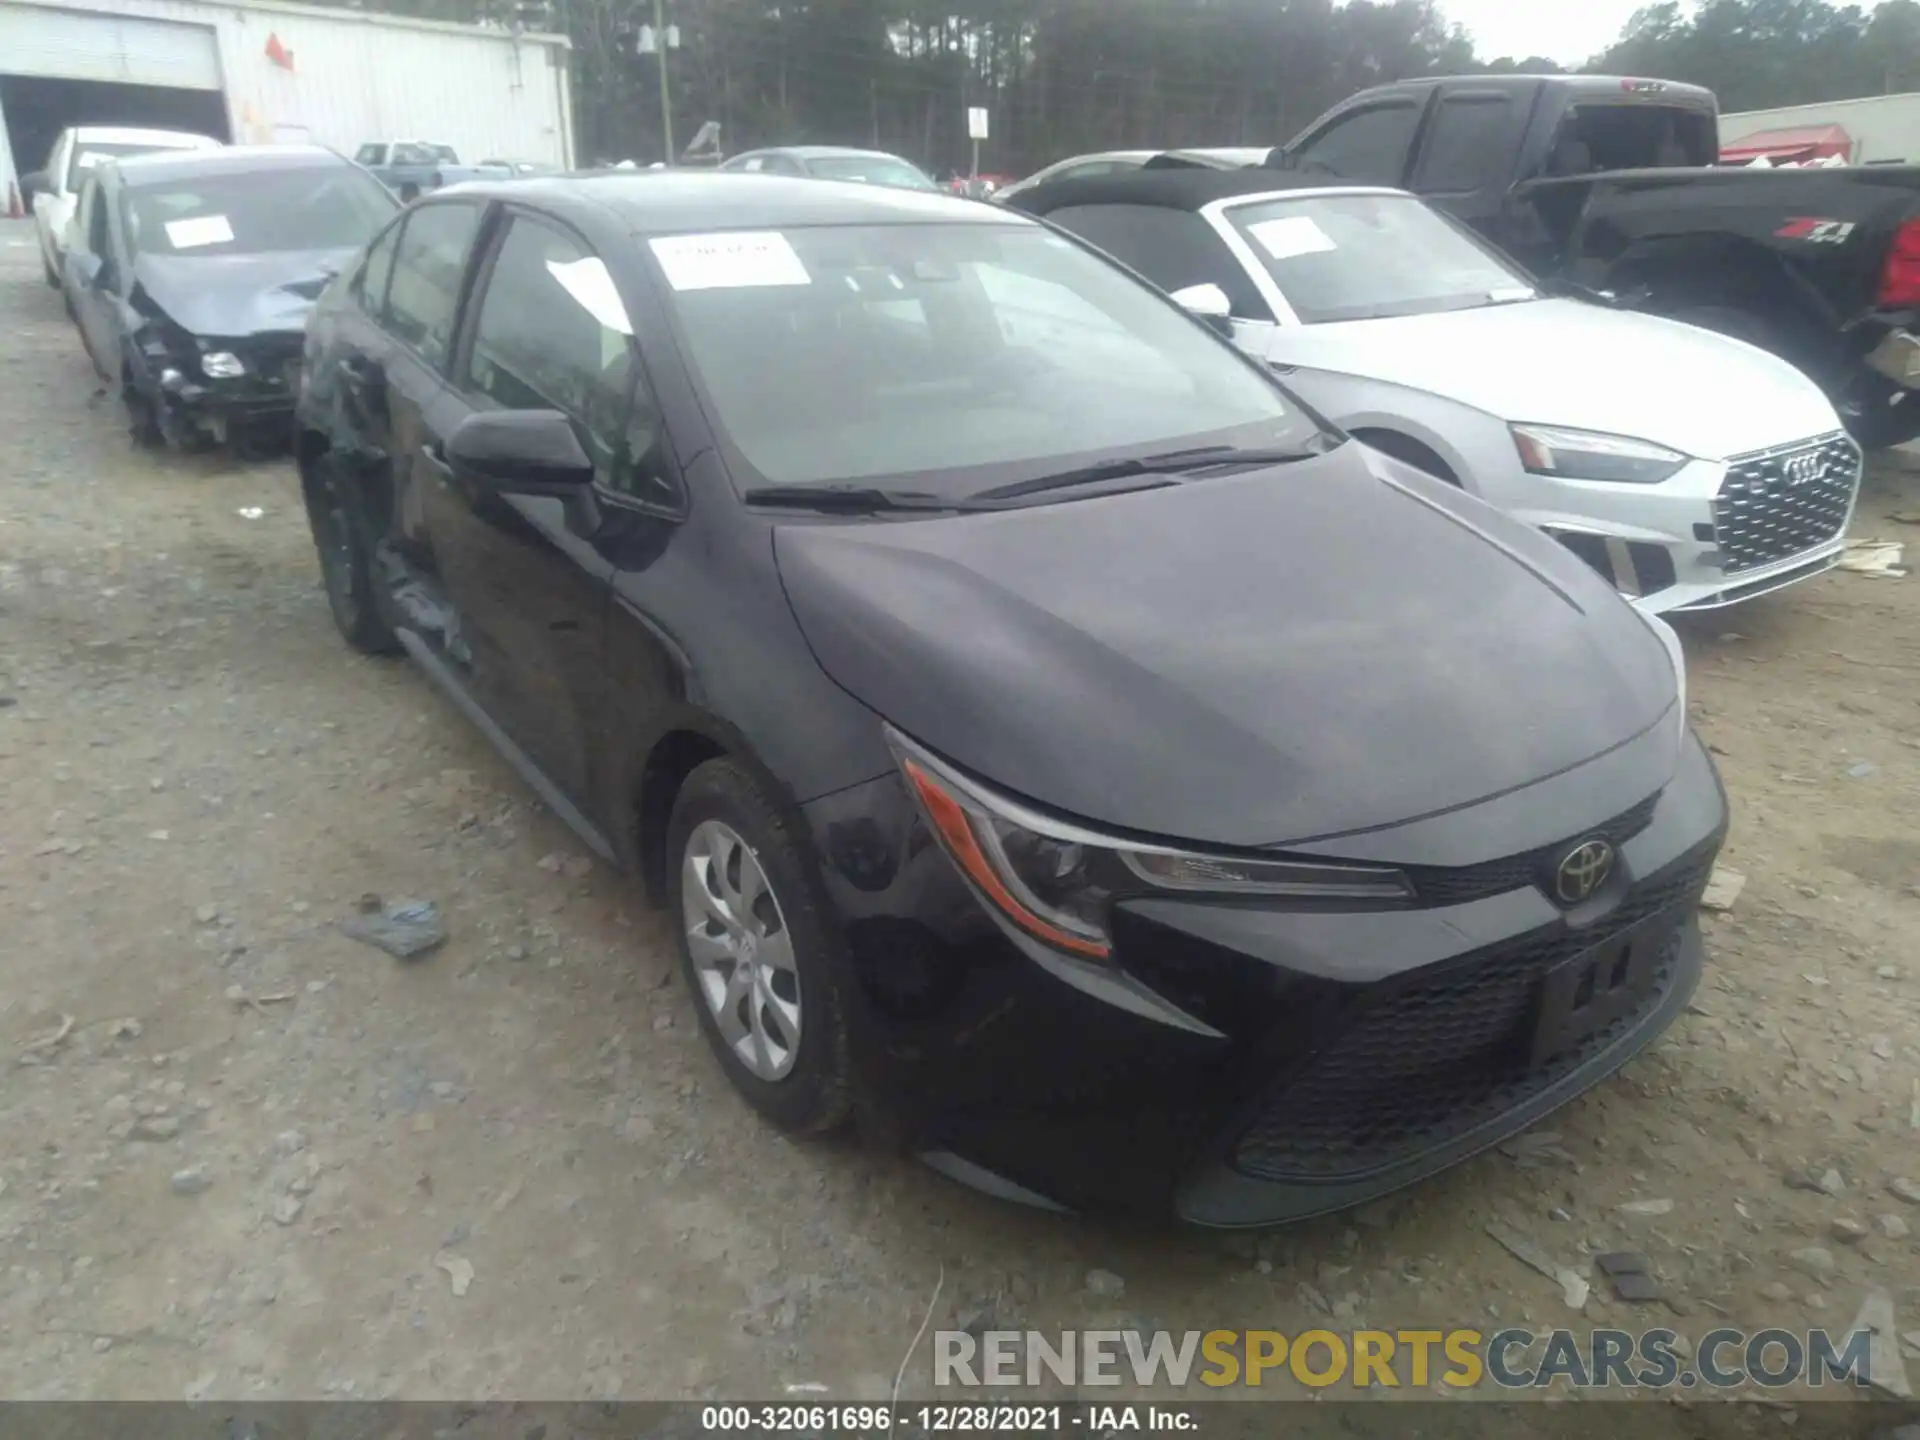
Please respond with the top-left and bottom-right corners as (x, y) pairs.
(1414, 93), (1517, 193)
(1294, 102), (1422, 186)
(466, 215), (674, 508)
(1046, 204), (1272, 321)
(384, 202), (482, 369)
(354, 219), (403, 315)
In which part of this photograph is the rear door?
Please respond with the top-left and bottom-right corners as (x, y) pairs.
(423, 207), (650, 800)
(367, 199), (488, 632)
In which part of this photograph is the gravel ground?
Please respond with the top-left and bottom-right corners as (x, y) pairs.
(2, 218), (1919, 1422)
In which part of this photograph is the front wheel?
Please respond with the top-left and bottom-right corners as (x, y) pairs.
(668, 758), (853, 1135)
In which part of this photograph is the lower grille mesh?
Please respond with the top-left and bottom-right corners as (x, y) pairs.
(1229, 849), (1712, 1183)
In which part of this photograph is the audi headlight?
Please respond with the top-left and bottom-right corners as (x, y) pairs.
(886, 729), (1411, 960)
(1511, 423), (1687, 484)
(1640, 611), (1689, 743)
(200, 351), (246, 379)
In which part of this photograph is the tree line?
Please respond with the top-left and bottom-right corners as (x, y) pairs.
(322, 0), (1920, 176)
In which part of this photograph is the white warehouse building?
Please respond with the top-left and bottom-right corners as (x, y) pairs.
(0, 0), (574, 203)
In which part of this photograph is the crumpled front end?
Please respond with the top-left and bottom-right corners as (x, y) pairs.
(131, 318), (306, 453)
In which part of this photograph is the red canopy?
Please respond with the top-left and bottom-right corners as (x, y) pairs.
(1720, 124), (1851, 165)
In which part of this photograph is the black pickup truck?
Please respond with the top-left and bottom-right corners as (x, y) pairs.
(1268, 74), (1920, 448)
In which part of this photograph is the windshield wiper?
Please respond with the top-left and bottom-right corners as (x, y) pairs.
(741, 484), (975, 514)
(969, 442), (1330, 505)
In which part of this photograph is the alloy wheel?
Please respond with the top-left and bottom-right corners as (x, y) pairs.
(681, 819), (801, 1081)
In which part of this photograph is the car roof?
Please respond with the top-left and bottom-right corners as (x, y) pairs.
(435, 170), (1017, 232)
(779, 145), (915, 162)
(1004, 165), (1385, 216)
(110, 144), (355, 186)
(1358, 73), (1716, 106)
(70, 126), (219, 148)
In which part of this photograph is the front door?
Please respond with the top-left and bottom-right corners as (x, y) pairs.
(422, 209), (647, 803)
(70, 178), (123, 376)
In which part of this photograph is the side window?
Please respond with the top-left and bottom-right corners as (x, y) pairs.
(355, 143), (387, 166)
(85, 180), (110, 258)
(465, 216), (674, 509)
(392, 142), (436, 167)
(384, 202), (482, 369)
(762, 154), (803, 176)
(1295, 101), (1422, 186)
(1047, 204), (1273, 321)
(1414, 93), (1517, 193)
(353, 219), (403, 316)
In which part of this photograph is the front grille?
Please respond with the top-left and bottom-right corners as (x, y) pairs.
(1229, 846), (1712, 1183)
(1402, 792), (1660, 907)
(1712, 433), (1860, 574)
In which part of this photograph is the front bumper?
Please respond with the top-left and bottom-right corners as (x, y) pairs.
(151, 346), (304, 442)
(1496, 431), (1862, 614)
(807, 731), (1728, 1225)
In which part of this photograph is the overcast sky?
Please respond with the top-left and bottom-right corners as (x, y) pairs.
(1438, 0), (1647, 65)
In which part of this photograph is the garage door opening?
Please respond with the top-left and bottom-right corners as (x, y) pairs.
(1, 74), (230, 178)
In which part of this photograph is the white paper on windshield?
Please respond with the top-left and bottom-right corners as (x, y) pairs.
(1247, 215), (1337, 261)
(546, 255), (633, 335)
(649, 231), (810, 291)
(165, 214), (235, 249)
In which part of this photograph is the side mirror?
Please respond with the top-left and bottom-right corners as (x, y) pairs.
(20, 170), (49, 201)
(446, 408), (601, 536)
(1169, 282), (1236, 337)
(447, 409), (595, 492)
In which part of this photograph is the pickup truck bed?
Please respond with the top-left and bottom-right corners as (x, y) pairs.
(1278, 75), (1920, 447)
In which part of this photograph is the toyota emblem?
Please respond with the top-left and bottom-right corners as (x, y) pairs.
(1553, 839), (1615, 905)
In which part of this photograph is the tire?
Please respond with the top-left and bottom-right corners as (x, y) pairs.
(122, 368), (164, 448)
(1352, 429), (1459, 485)
(43, 252), (60, 289)
(301, 451), (401, 655)
(667, 757), (853, 1136)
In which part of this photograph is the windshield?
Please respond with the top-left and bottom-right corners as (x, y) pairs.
(1222, 192), (1534, 323)
(656, 222), (1318, 492)
(126, 165), (398, 258)
(70, 141), (195, 191)
(806, 155), (938, 190)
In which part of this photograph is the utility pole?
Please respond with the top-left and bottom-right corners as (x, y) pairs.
(653, 0), (674, 164)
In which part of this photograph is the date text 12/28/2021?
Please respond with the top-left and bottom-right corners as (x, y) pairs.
(699, 1405), (1199, 1433)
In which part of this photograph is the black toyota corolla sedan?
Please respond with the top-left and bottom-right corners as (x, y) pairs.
(295, 172), (1727, 1226)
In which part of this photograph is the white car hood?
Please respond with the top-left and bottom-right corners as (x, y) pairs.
(1263, 297), (1841, 461)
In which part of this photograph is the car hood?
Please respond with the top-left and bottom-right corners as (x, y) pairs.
(1258, 297), (1841, 460)
(774, 445), (1679, 849)
(129, 249), (357, 337)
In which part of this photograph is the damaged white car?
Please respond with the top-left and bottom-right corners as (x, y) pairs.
(1011, 172), (1862, 613)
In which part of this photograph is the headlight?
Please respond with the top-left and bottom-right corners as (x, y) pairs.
(886, 729), (1411, 960)
(1640, 611), (1688, 743)
(200, 351), (246, 379)
(1511, 423), (1687, 484)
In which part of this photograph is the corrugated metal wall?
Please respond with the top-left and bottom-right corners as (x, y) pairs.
(1721, 93), (1920, 165)
(1, 0), (573, 166)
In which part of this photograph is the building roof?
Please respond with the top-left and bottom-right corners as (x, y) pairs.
(1003, 165), (1377, 218)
